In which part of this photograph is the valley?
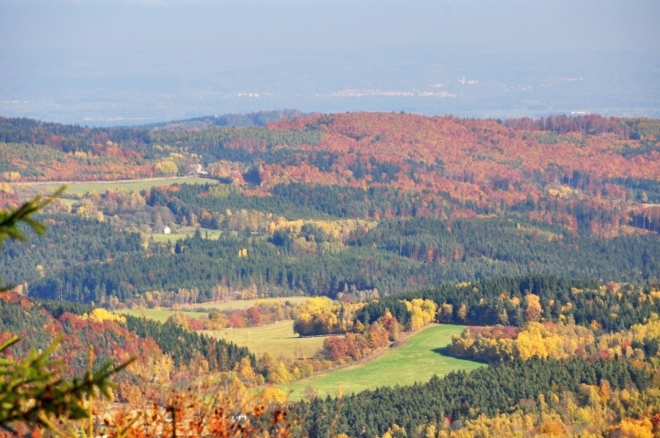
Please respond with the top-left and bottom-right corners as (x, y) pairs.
(0, 111), (659, 436)
(282, 324), (483, 400)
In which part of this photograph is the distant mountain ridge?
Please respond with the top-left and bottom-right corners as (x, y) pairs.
(133, 109), (307, 131)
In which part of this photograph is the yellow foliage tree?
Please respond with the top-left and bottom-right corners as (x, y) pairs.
(298, 297), (335, 314)
(457, 304), (468, 322)
(258, 387), (288, 405)
(269, 362), (293, 384)
(166, 312), (190, 330)
(87, 308), (126, 324)
(1, 171), (21, 182)
(154, 160), (179, 175)
(382, 424), (407, 438)
(234, 357), (257, 385)
(515, 323), (549, 360)
(610, 418), (654, 438)
(437, 303), (453, 323)
(525, 293), (543, 322)
(403, 299), (437, 331)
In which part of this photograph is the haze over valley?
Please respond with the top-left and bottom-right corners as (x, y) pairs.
(1, 0), (659, 124)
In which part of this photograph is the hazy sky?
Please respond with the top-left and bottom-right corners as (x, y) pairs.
(2, 0), (659, 53)
(1, 0), (659, 123)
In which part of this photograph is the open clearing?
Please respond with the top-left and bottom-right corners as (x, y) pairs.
(119, 308), (207, 323)
(182, 297), (310, 310)
(21, 176), (218, 195)
(204, 320), (327, 359)
(281, 324), (483, 401)
(117, 297), (310, 325)
(182, 296), (310, 311)
(146, 226), (223, 243)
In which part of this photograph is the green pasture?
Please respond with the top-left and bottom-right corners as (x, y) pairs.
(119, 308), (206, 323)
(28, 176), (218, 196)
(184, 296), (309, 311)
(205, 320), (328, 359)
(146, 226), (223, 243)
(281, 324), (483, 401)
(117, 297), (310, 324)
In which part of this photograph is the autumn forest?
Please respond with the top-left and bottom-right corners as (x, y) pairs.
(1, 111), (660, 437)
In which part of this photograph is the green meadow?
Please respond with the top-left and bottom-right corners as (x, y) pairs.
(25, 176), (218, 196)
(118, 297), (310, 325)
(118, 297), (316, 356)
(281, 324), (483, 401)
(119, 308), (206, 323)
(205, 320), (328, 359)
(184, 296), (310, 311)
(146, 226), (223, 243)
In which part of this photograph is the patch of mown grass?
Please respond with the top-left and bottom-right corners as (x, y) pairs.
(204, 320), (328, 359)
(185, 296), (309, 311)
(281, 324), (483, 401)
(31, 176), (219, 195)
(119, 308), (206, 323)
(146, 226), (223, 243)
(119, 298), (319, 357)
(118, 297), (310, 326)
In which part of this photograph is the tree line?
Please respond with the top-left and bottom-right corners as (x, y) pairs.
(36, 299), (254, 372)
(290, 357), (652, 437)
(356, 275), (660, 331)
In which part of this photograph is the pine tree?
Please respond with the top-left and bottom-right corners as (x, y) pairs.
(0, 189), (132, 433)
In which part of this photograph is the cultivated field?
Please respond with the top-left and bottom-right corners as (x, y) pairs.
(281, 324), (483, 400)
(204, 320), (328, 359)
(21, 176), (218, 196)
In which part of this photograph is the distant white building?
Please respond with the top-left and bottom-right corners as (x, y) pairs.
(154, 225), (171, 234)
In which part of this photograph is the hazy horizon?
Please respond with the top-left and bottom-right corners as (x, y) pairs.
(1, 0), (659, 125)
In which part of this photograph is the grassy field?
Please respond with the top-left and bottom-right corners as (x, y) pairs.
(281, 324), (483, 401)
(183, 296), (310, 311)
(26, 176), (218, 195)
(146, 226), (223, 243)
(204, 320), (328, 359)
(117, 297), (310, 324)
(119, 308), (207, 323)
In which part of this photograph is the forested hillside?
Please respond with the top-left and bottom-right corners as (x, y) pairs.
(292, 357), (654, 436)
(2, 112), (660, 436)
(2, 112), (659, 230)
(3, 213), (657, 304)
(0, 294), (253, 401)
(1, 112), (659, 303)
(2, 113), (659, 215)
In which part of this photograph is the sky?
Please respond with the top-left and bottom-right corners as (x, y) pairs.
(1, 0), (659, 124)
(2, 0), (659, 53)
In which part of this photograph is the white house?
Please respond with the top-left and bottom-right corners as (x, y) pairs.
(155, 225), (172, 234)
